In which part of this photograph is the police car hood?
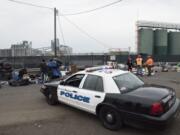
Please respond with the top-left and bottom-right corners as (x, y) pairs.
(44, 81), (60, 87)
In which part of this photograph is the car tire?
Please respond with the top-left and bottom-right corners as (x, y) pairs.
(46, 90), (58, 105)
(99, 106), (123, 130)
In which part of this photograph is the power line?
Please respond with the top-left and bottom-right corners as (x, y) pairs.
(8, 0), (57, 56)
(61, 15), (110, 49)
(7, 0), (53, 10)
(61, 0), (123, 16)
(8, 0), (123, 16)
(57, 13), (66, 45)
(8, 0), (113, 49)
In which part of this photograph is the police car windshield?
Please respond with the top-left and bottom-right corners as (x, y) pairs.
(113, 73), (144, 93)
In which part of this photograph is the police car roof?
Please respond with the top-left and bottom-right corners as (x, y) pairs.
(78, 68), (128, 77)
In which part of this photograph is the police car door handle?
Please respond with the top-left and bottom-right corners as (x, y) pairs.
(95, 95), (101, 98)
(72, 90), (77, 93)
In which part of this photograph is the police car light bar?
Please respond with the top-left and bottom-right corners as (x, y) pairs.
(85, 65), (113, 72)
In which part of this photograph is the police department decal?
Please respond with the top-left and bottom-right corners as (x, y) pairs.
(60, 91), (90, 103)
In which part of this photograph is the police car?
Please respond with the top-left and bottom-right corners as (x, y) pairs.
(40, 66), (180, 130)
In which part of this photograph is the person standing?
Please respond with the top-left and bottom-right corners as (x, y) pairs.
(126, 56), (133, 71)
(47, 58), (62, 80)
(136, 54), (143, 76)
(40, 59), (48, 83)
(145, 56), (154, 76)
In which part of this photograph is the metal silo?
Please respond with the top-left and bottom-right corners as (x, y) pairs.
(168, 32), (180, 55)
(154, 29), (168, 55)
(138, 28), (154, 55)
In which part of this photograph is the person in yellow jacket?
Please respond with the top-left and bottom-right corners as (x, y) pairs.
(135, 55), (143, 76)
(145, 55), (154, 76)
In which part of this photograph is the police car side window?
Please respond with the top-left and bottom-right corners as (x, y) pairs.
(96, 77), (104, 92)
(83, 75), (104, 92)
(65, 74), (85, 88)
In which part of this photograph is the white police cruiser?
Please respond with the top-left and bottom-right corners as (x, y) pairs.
(41, 66), (180, 130)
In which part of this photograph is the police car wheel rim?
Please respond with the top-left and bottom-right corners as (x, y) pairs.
(106, 113), (114, 123)
(48, 93), (52, 99)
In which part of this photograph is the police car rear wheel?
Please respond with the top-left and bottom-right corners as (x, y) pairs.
(99, 106), (122, 130)
(46, 91), (58, 105)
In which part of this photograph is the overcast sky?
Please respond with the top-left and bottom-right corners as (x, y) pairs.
(0, 0), (180, 53)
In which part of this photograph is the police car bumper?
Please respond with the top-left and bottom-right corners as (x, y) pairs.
(124, 98), (180, 128)
(40, 85), (47, 95)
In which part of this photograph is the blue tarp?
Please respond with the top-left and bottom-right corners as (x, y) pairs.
(47, 61), (62, 77)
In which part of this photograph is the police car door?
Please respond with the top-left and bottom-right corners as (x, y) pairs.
(77, 74), (105, 114)
(57, 74), (85, 107)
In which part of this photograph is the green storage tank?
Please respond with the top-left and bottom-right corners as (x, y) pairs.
(138, 28), (154, 55)
(154, 29), (168, 55)
(168, 32), (180, 55)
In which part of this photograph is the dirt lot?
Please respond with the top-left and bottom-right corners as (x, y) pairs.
(0, 72), (180, 135)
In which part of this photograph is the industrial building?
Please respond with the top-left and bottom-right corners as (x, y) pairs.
(0, 39), (73, 57)
(0, 41), (45, 57)
(51, 38), (73, 56)
(59, 45), (73, 55)
(137, 21), (180, 55)
(11, 41), (32, 56)
(0, 49), (12, 57)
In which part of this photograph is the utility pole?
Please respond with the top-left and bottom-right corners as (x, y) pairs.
(128, 46), (131, 55)
(8, 0), (58, 57)
(54, 7), (57, 57)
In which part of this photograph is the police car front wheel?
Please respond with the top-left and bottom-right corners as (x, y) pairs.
(99, 106), (123, 130)
(46, 91), (58, 105)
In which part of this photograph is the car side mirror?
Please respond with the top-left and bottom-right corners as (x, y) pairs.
(60, 80), (65, 85)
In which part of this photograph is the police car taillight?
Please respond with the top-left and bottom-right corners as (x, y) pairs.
(150, 102), (164, 116)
